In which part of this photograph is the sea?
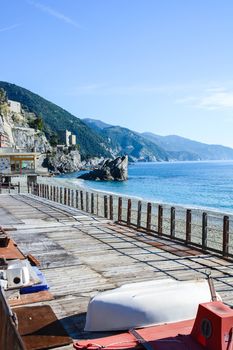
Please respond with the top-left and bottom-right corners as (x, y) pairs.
(57, 160), (233, 214)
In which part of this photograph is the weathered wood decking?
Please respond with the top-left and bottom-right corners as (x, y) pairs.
(1, 194), (233, 349)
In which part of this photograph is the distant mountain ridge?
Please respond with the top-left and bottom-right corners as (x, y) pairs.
(142, 132), (233, 161)
(84, 118), (233, 161)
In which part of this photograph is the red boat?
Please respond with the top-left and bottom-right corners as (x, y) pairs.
(74, 301), (233, 350)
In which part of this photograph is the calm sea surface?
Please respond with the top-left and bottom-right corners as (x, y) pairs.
(57, 161), (233, 213)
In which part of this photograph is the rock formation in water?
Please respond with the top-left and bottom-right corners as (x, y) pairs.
(78, 155), (128, 181)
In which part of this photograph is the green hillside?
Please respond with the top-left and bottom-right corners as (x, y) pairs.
(0, 81), (110, 159)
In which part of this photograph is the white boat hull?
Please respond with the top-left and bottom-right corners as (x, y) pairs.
(84, 278), (219, 331)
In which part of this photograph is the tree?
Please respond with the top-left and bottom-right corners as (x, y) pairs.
(34, 115), (43, 131)
(50, 133), (59, 147)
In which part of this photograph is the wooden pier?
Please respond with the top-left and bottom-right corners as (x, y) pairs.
(1, 193), (233, 349)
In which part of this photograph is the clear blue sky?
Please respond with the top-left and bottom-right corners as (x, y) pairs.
(1, 0), (233, 147)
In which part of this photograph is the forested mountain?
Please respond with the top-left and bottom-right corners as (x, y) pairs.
(83, 120), (169, 162)
(0, 81), (110, 159)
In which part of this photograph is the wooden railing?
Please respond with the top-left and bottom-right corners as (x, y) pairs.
(0, 182), (21, 194)
(29, 182), (233, 260)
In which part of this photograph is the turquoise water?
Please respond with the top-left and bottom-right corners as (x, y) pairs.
(58, 161), (233, 213)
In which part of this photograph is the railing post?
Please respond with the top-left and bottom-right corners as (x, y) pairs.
(64, 188), (67, 205)
(118, 197), (122, 222)
(137, 200), (142, 229)
(76, 190), (79, 208)
(109, 195), (113, 220)
(146, 202), (152, 232)
(60, 187), (62, 203)
(186, 209), (192, 244)
(104, 195), (108, 218)
(202, 212), (208, 250)
(53, 186), (55, 201)
(80, 191), (84, 210)
(170, 207), (175, 238)
(158, 205), (163, 235)
(91, 193), (94, 214)
(127, 199), (131, 226)
(71, 190), (74, 206)
(68, 188), (71, 206)
(97, 194), (99, 215)
(18, 181), (20, 194)
(223, 215), (229, 257)
(86, 192), (89, 212)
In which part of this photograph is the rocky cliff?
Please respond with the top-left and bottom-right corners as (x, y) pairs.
(45, 150), (81, 174)
(0, 94), (51, 153)
(0, 89), (83, 174)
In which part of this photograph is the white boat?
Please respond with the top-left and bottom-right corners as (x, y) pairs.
(84, 278), (220, 331)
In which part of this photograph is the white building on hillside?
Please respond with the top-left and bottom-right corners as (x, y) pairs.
(65, 130), (76, 146)
(8, 100), (21, 114)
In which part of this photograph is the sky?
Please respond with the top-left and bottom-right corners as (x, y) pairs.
(1, 0), (233, 147)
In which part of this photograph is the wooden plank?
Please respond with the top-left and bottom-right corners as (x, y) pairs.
(0, 239), (25, 260)
(8, 291), (54, 307)
(13, 305), (72, 349)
